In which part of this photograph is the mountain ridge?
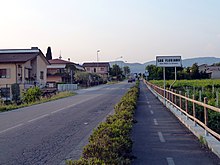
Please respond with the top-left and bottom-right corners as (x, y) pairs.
(110, 57), (220, 73)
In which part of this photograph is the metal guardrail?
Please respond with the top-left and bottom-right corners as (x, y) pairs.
(144, 80), (220, 141)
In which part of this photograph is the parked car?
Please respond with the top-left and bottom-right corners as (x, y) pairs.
(128, 78), (133, 83)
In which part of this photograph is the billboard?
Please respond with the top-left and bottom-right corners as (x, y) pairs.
(156, 56), (182, 67)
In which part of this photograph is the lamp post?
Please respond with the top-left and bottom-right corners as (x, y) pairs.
(97, 50), (100, 85)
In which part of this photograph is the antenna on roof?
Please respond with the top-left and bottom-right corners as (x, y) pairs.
(59, 50), (62, 59)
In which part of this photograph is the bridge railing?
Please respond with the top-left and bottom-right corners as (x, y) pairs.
(144, 80), (220, 141)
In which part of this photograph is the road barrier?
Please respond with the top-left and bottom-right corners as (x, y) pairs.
(145, 80), (220, 158)
(144, 80), (220, 141)
(58, 84), (78, 92)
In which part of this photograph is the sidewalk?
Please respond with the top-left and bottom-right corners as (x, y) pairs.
(132, 81), (219, 165)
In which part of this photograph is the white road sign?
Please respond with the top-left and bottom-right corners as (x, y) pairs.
(156, 56), (182, 67)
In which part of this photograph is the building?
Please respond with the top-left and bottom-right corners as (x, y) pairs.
(199, 64), (220, 79)
(47, 58), (85, 84)
(82, 62), (110, 80)
(0, 47), (49, 100)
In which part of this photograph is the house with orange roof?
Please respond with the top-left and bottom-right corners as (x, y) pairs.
(47, 58), (85, 84)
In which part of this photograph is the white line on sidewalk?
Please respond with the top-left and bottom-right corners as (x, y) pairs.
(27, 114), (49, 123)
(150, 110), (154, 115)
(158, 132), (166, 142)
(154, 119), (158, 125)
(0, 123), (24, 134)
(166, 157), (175, 165)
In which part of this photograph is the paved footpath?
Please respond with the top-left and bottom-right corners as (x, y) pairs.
(132, 81), (220, 165)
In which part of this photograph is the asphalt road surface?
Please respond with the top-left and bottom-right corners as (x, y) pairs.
(132, 81), (220, 165)
(0, 82), (133, 165)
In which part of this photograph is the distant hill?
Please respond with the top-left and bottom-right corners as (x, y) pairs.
(110, 57), (220, 74)
(182, 57), (220, 67)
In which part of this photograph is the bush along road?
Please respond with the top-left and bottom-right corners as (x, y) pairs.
(67, 81), (140, 165)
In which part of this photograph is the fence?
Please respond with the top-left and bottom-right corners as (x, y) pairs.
(57, 84), (78, 92)
(144, 80), (220, 141)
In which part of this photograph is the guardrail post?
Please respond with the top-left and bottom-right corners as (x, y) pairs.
(174, 90), (177, 105)
(171, 89), (174, 103)
(179, 91), (182, 114)
(185, 93), (188, 120)
(204, 97), (209, 136)
(192, 94), (196, 126)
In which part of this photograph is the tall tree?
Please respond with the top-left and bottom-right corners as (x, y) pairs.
(123, 66), (130, 76)
(110, 64), (123, 79)
(46, 46), (52, 60)
(190, 63), (200, 79)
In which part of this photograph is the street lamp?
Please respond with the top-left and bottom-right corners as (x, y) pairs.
(97, 50), (100, 85)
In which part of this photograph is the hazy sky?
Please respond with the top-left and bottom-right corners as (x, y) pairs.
(0, 0), (220, 64)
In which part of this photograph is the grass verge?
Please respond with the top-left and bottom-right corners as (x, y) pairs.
(0, 91), (75, 112)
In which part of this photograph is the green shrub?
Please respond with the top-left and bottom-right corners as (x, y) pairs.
(66, 158), (105, 165)
(22, 87), (42, 104)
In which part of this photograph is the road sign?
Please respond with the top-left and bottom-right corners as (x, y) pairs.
(156, 56), (182, 67)
(145, 70), (149, 76)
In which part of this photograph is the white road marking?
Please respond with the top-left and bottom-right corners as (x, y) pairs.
(148, 105), (152, 108)
(51, 108), (65, 114)
(147, 101), (150, 104)
(166, 157), (175, 165)
(0, 123), (24, 134)
(51, 104), (76, 114)
(158, 132), (166, 142)
(27, 114), (49, 123)
(154, 119), (158, 125)
(150, 110), (154, 115)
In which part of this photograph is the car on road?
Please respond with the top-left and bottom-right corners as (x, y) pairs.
(128, 78), (133, 83)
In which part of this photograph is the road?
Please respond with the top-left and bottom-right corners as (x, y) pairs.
(132, 81), (220, 165)
(0, 82), (133, 165)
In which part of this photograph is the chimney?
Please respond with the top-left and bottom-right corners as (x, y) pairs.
(68, 58), (70, 61)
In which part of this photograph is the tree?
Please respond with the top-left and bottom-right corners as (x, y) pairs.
(190, 63), (200, 79)
(46, 46), (52, 60)
(123, 66), (130, 76)
(146, 65), (163, 80)
(110, 64), (123, 80)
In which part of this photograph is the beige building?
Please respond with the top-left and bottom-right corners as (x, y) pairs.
(82, 62), (110, 80)
(0, 47), (49, 99)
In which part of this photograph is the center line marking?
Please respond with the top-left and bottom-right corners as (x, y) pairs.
(51, 104), (76, 114)
(166, 157), (175, 165)
(0, 123), (24, 134)
(158, 132), (166, 142)
(150, 110), (154, 114)
(28, 114), (49, 123)
(154, 119), (158, 125)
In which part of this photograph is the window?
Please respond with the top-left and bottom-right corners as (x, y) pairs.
(94, 68), (96, 73)
(0, 69), (10, 78)
(100, 67), (105, 71)
(40, 71), (44, 80)
(87, 67), (90, 71)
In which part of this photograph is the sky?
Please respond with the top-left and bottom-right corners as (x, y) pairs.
(0, 0), (220, 64)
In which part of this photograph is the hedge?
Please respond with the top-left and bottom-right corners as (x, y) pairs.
(67, 81), (139, 165)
